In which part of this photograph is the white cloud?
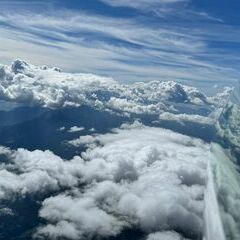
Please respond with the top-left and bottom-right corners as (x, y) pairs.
(159, 112), (216, 126)
(35, 126), (211, 239)
(0, 148), (87, 199)
(0, 9), (238, 83)
(68, 126), (85, 133)
(120, 120), (144, 129)
(58, 126), (66, 131)
(36, 194), (125, 240)
(0, 60), (116, 109)
(0, 60), (227, 116)
(89, 127), (95, 132)
(0, 124), (233, 239)
(100, 0), (186, 11)
(208, 87), (233, 108)
(68, 135), (97, 147)
(107, 97), (168, 114)
(146, 231), (190, 240)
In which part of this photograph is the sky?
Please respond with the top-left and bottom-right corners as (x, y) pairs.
(0, 0), (240, 86)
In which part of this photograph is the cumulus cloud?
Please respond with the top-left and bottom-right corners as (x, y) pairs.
(0, 60), (116, 109)
(68, 135), (97, 147)
(0, 148), (85, 200)
(208, 87), (233, 108)
(36, 194), (125, 240)
(107, 97), (168, 114)
(159, 112), (216, 126)
(0, 60), (228, 117)
(146, 231), (190, 240)
(68, 126), (85, 133)
(34, 126), (211, 239)
(0, 122), (230, 240)
(120, 120), (144, 129)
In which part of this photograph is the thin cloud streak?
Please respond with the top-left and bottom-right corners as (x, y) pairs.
(99, 0), (187, 9)
(0, 8), (239, 85)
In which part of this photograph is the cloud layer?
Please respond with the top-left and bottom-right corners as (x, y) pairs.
(0, 4), (239, 83)
(0, 60), (228, 118)
(37, 124), (209, 239)
(0, 124), (213, 239)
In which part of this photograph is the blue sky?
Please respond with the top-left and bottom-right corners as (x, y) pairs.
(0, 0), (240, 86)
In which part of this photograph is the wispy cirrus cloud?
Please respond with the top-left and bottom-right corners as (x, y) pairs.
(0, 1), (239, 86)
(99, 0), (223, 22)
(99, 0), (187, 10)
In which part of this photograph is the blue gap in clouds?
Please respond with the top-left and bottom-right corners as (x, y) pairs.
(1, 0), (139, 18)
(191, 0), (240, 25)
(56, 0), (139, 18)
(208, 41), (240, 50)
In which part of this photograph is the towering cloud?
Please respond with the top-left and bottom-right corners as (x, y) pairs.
(0, 60), (228, 115)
